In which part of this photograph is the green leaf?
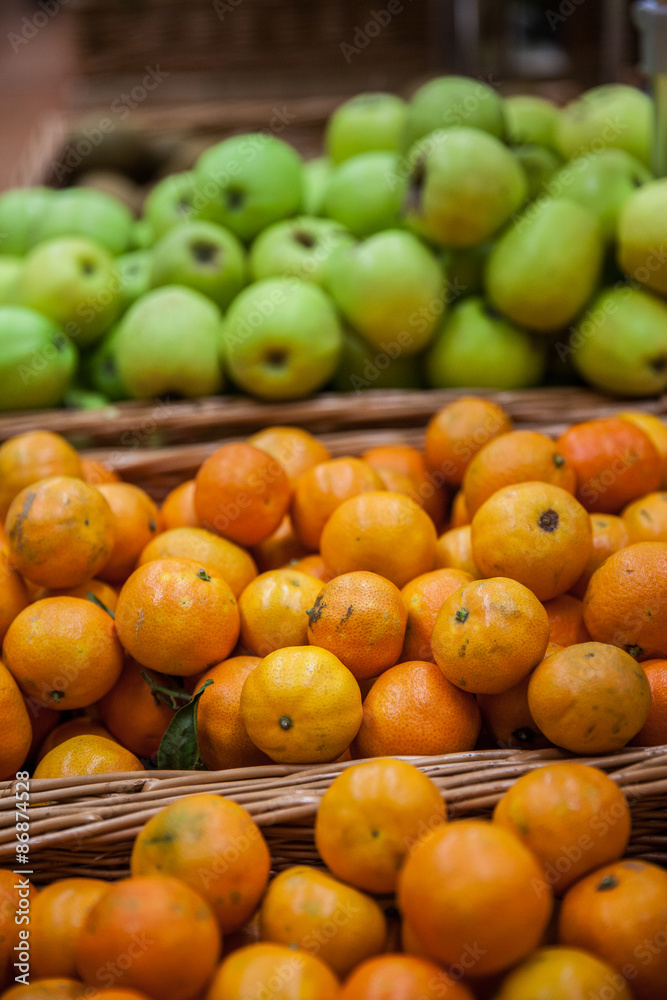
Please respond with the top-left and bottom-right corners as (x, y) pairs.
(87, 591), (115, 619)
(156, 680), (213, 770)
(140, 671), (192, 711)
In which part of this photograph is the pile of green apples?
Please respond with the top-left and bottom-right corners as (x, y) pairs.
(2, 75), (667, 411)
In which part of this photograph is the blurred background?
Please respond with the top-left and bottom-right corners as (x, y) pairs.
(0, 0), (642, 193)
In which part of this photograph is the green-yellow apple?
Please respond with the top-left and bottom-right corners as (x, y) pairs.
(0, 305), (77, 410)
(324, 229), (444, 353)
(0, 256), (23, 304)
(143, 171), (197, 239)
(150, 220), (246, 310)
(0, 187), (54, 254)
(404, 128), (527, 248)
(556, 84), (653, 168)
(322, 151), (407, 237)
(80, 323), (128, 401)
(331, 326), (422, 392)
(426, 296), (545, 389)
(222, 277), (342, 400)
(513, 144), (564, 200)
(504, 95), (560, 150)
(404, 75), (506, 149)
(485, 198), (604, 332)
(33, 188), (134, 255)
(303, 157), (331, 214)
(325, 93), (407, 164)
(549, 149), (651, 242)
(249, 216), (354, 286)
(194, 134), (303, 242)
(116, 250), (152, 313)
(116, 286), (223, 399)
(570, 286), (667, 396)
(617, 179), (667, 293)
(12, 236), (122, 348)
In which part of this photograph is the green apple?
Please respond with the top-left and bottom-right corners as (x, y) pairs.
(303, 157), (331, 215)
(0, 187), (54, 255)
(549, 149), (651, 242)
(143, 171), (197, 239)
(569, 286), (667, 396)
(80, 323), (128, 401)
(194, 134), (303, 242)
(325, 93), (407, 164)
(249, 216), (354, 286)
(617, 179), (667, 293)
(556, 85), (653, 168)
(12, 236), (122, 348)
(322, 152), (407, 238)
(404, 128), (527, 248)
(131, 219), (155, 250)
(116, 250), (152, 313)
(0, 256), (23, 304)
(425, 296), (546, 390)
(331, 326), (422, 392)
(485, 198), (603, 332)
(0, 305), (77, 410)
(222, 277), (342, 400)
(116, 286), (223, 399)
(150, 220), (246, 311)
(512, 144), (564, 200)
(504, 95), (560, 150)
(63, 386), (111, 410)
(33, 188), (134, 255)
(324, 229), (444, 354)
(404, 75), (506, 149)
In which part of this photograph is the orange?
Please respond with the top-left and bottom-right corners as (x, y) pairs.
(259, 866), (386, 978)
(557, 417), (661, 513)
(477, 673), (550, 751)
(238, 568), (322, 656)
(432, 577), (550, 694)
(249, 514), (309, 572)
(0, 981), (88, 1000)
(400, 567), (473, 662)
(80, 458), (121, 486)
(30, 878), (109, 979)
(619, 410), (667, 488)
(289, 553), (334, 582)
(339, 954), (473, 1000)
(630, 659), (667, 746)
(3, 596), (124, 709)
(307, 571), (406, 679)
(449, 489), (470, 527)
(98, 659), (176, 759)
(39, 579), (119, 613)
(493, 763), (631, 895)
(76, 875), (221, 1000)
(247, 425), (331, 486)
(89, 992), (152, 1000)
(0, 430), (82, 520)
(38, 718), (115, 762)
(583, 541), (667, 659)
(34, 735), (144, 778)
(542, 593), (591, 646)
(398, 820), (553, 976)
(362, 444), (447, 525)
(160, 479), (198, 530)
(196, 656), (270, 770)
(471, 481), (593, 601)
(527, 641), (651, 753)
(194, 442), (291, 546)
(463, 429), (576, 516)
(5, 477), (116, 589)
(352, 659), (481, 758)
(240, 645), (362, 763)
(559, 859), (667, 1000)
(0, 549), (29, 644)
(205, 942), (339, 1000)
(0, 660), (31, 780)
(314, 758), (446, 893)
(290, 457), (384, 551)
(131, 792), (271, 935)
(1, 871), (37, 992)
(138, 525), (257, 599)
(97, 483), (161, 583)
(569, 513), (629, 598)
(494, 946), (634, 1000)
(320, 492), (437, 588)
(424, 396), (513, 486)
(622, 491), (667, 543)
(115, 558), (240, 676)
(434, 525), (481, 577)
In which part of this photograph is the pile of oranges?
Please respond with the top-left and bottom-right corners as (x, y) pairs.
(1, 397), (667, 998)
